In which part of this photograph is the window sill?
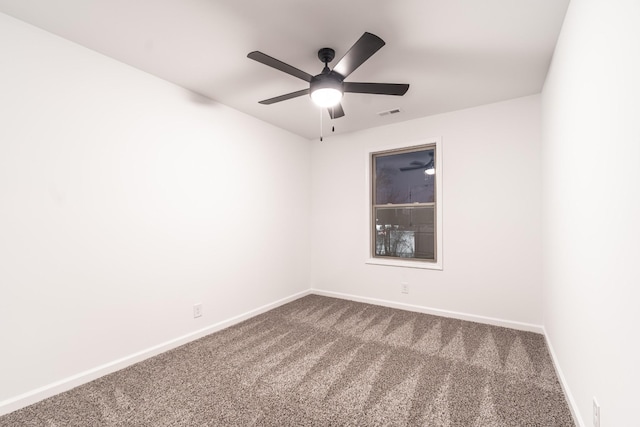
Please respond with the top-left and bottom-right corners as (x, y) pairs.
(365, 258), (443, 270)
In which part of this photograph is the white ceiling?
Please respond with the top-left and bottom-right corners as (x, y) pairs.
(0, 0), (569, 140)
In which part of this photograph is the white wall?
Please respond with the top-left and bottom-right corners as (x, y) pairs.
(541, 1), (640, 425)
(0, 12), (310, 410)
(311, 95), (543, 326)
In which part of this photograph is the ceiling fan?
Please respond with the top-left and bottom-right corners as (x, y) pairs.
(247, 32), (409, 119)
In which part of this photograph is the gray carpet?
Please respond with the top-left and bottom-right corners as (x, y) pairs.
(0, 295), (575, 426)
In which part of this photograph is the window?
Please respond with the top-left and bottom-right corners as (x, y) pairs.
(367, 139), (442, 269)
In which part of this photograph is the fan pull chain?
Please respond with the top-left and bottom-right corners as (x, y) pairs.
(320, 108), (323, 142)
(319, 110), (336, 142)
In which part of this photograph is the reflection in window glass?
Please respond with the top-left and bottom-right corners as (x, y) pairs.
(375, 149), (435, 205)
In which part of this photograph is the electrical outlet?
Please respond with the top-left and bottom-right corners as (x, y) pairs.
(193, 303), (203, 318)
(593, 397), (600, 427)
(401, 282), (409, 294)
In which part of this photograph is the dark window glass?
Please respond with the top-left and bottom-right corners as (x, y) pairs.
(374, 149), (435, 204)
(372, 145), (436, 262)
(374, 207), (435, 260)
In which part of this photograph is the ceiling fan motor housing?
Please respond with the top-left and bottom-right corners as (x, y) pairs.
(311, 47), (344, 96)
(310, 71), (344, 94)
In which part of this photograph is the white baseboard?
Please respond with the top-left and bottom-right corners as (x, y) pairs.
(542, 327), (585, 427)
(0, 289), (311, 417)
(310, 288), (544, 333)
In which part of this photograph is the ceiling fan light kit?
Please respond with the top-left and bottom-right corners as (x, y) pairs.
(310, 87), (342, 108)
(247, 32), (409, 123)
(310, 83), (343, 108)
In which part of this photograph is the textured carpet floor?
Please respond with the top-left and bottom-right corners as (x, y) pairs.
(0, 295), (574, 426)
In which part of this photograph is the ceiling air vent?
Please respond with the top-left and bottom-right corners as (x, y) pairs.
(378, 108), (402, 117)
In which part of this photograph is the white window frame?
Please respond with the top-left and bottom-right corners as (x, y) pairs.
(365, 137), (443, 270)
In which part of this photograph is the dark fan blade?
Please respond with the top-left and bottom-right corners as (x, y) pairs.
(332, 32), (385, 78)
(328, 103), (345, 119)
(259, 88), (309, 105)
(399, 165), (425, 171)
(400, 159), (433, 171)
(248, 51), (313, 82)
(344, 82), (409, 96)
